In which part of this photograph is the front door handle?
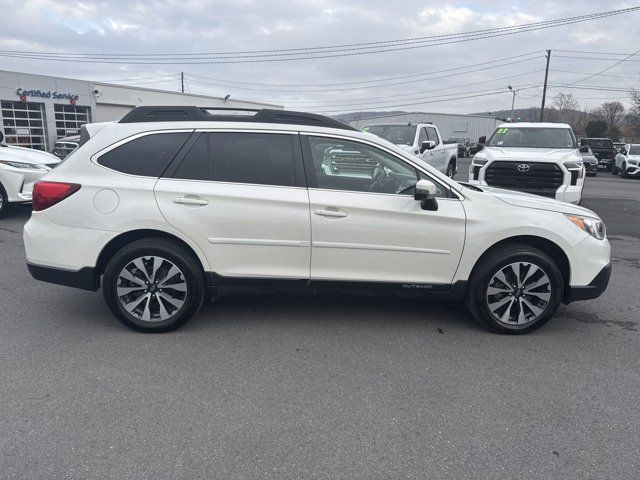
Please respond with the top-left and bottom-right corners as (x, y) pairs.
(314, 209), (348, 218)
(173, 196), (209, 206)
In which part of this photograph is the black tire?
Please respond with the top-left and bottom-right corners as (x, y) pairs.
(465, 244), (564, 334)
(103, 238), (205, 332)
(0, 183), (8, 218)
(621, 163), (629, 179)
(446, 161), (456, 179)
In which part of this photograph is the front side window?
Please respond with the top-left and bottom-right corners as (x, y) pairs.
(488, 127), (576, 148)
(211, 132), (296, 187)
(307, 136), (448, 197)
(629, 145), (640, 155)
(417, 128), (427, 145)
(426, 127), (439, 145)
(362, 125), (417, 146)
(98, 132), (191, 177)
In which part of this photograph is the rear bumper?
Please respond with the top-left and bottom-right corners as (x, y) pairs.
(565, 262), (612, 303)
(27, 262), (98, 291)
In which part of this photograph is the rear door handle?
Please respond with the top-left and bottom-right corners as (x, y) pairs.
(314, 209), (348, 218)
(173, 196), (209, 206)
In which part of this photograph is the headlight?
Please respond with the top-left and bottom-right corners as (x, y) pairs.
(0, 159), (42, 169)
(471, 158), (488, 166)
(628, 159), (638, 166)
(565, 214), (606, 240)
(564, 161), (584, 178)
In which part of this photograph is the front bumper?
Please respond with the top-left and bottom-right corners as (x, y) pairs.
(565, 262), (612, 303)
(623, 164), (640, 176)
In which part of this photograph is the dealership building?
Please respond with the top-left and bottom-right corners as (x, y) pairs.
(0, 69), (281, 152)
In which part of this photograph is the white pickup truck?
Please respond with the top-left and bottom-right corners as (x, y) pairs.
(469, 122), (585, 204)
(362, 123), (458, 178)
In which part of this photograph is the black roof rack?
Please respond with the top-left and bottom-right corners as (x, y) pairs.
(118, 106), (357, 131)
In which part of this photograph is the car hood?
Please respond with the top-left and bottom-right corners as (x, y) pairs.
(470, 185), (598, 217)
(0, 145), (60, 165)
(477, 147), (579, 163)
(396, 144), (415, 152)
(626, 155), (640, 161)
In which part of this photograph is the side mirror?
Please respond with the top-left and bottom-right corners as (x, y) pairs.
(579, 146), (589, 153)
(478, 136), (486, 144)
(414, 179), (438, 211)
(420, 140), (436, 153)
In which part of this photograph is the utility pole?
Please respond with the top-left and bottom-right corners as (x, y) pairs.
(540, 50), (551, 122)
(180, 72), (185, 94)
(508, 85), (516, 122)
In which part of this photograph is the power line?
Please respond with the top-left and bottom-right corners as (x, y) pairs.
(184, 57), (542, 94)
(562, 47), (640, 86)
(184, 51), (542, 87)
(0, 7), (637, 64)
(315, 86), (542, 114)
(271, 71), (545, 108)
(554, 55), (640, 62)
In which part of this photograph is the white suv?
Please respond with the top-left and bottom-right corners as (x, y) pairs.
(24, 107), (611, 334)
(469, 123), (585, 204)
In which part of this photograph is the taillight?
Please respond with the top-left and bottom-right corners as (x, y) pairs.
(612, 148), (617, 158)
(32, 181), (81, 211)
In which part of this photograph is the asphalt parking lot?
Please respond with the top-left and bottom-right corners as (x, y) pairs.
(1, 164), (639, 479)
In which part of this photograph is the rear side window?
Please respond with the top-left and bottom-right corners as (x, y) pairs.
(172, 134), (211, 181)
(98, 132), (190, 177)
(211, 132), (296, 187)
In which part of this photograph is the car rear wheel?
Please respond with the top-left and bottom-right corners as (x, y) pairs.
(465, 244), (564, 334)
(103, 238), (205, 332)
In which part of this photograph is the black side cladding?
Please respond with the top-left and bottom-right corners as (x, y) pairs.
(118, 106), (357, 131)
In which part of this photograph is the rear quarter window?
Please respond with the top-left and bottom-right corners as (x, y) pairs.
(97, 132), (191, 177)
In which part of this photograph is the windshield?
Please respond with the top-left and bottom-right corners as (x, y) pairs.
(363, 125), (417, 146)
(488, 127), (576, 148)
(629, 145), (640, 155)
(585, 139), (613, 148)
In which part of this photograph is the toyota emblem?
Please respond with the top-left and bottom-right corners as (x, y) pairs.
(517, 163), (530, 173)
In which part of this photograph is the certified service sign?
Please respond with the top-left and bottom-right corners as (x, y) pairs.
(16, 88), (80, 102)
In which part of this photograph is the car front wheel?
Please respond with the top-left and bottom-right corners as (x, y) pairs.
(465, 244), (564, 334)
(0, 183), (8, 218)
(103, 238), (205, 332)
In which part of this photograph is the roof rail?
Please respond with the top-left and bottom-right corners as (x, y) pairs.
(118, 106), (357, 131)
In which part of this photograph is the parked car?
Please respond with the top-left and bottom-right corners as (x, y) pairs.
(613, 144), (640, 178)
(362, 123), (458, 178)
(447, 137), (471, 157)
(579, 138), (616, 171)
(24, 106), (611, 334)
(0, 131), (61, 217)
(469, 123), (585, 204)
(579, 146), (599, 177)
(53, 135), (81, 159)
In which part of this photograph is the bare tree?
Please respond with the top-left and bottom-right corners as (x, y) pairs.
(626, 90), (640, 137)
(551, 93), (580, 130)
(596, 101), (625, 129)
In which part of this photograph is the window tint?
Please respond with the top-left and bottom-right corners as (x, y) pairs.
(172, 134), (211, 180)
(98, 132), (190, 177)
(211, 133), (296, 187)
(307, 136), (419, 195)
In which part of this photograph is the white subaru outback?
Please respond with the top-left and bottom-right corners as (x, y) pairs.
(24, 107), (611, 334)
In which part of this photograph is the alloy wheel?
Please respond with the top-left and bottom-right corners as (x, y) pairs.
(116, 256), (187, 322)
(485, 262), (551, 326)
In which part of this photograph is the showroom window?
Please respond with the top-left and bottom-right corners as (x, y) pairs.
(54, 104), (91, 138)
(1, 100), (47, 151)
